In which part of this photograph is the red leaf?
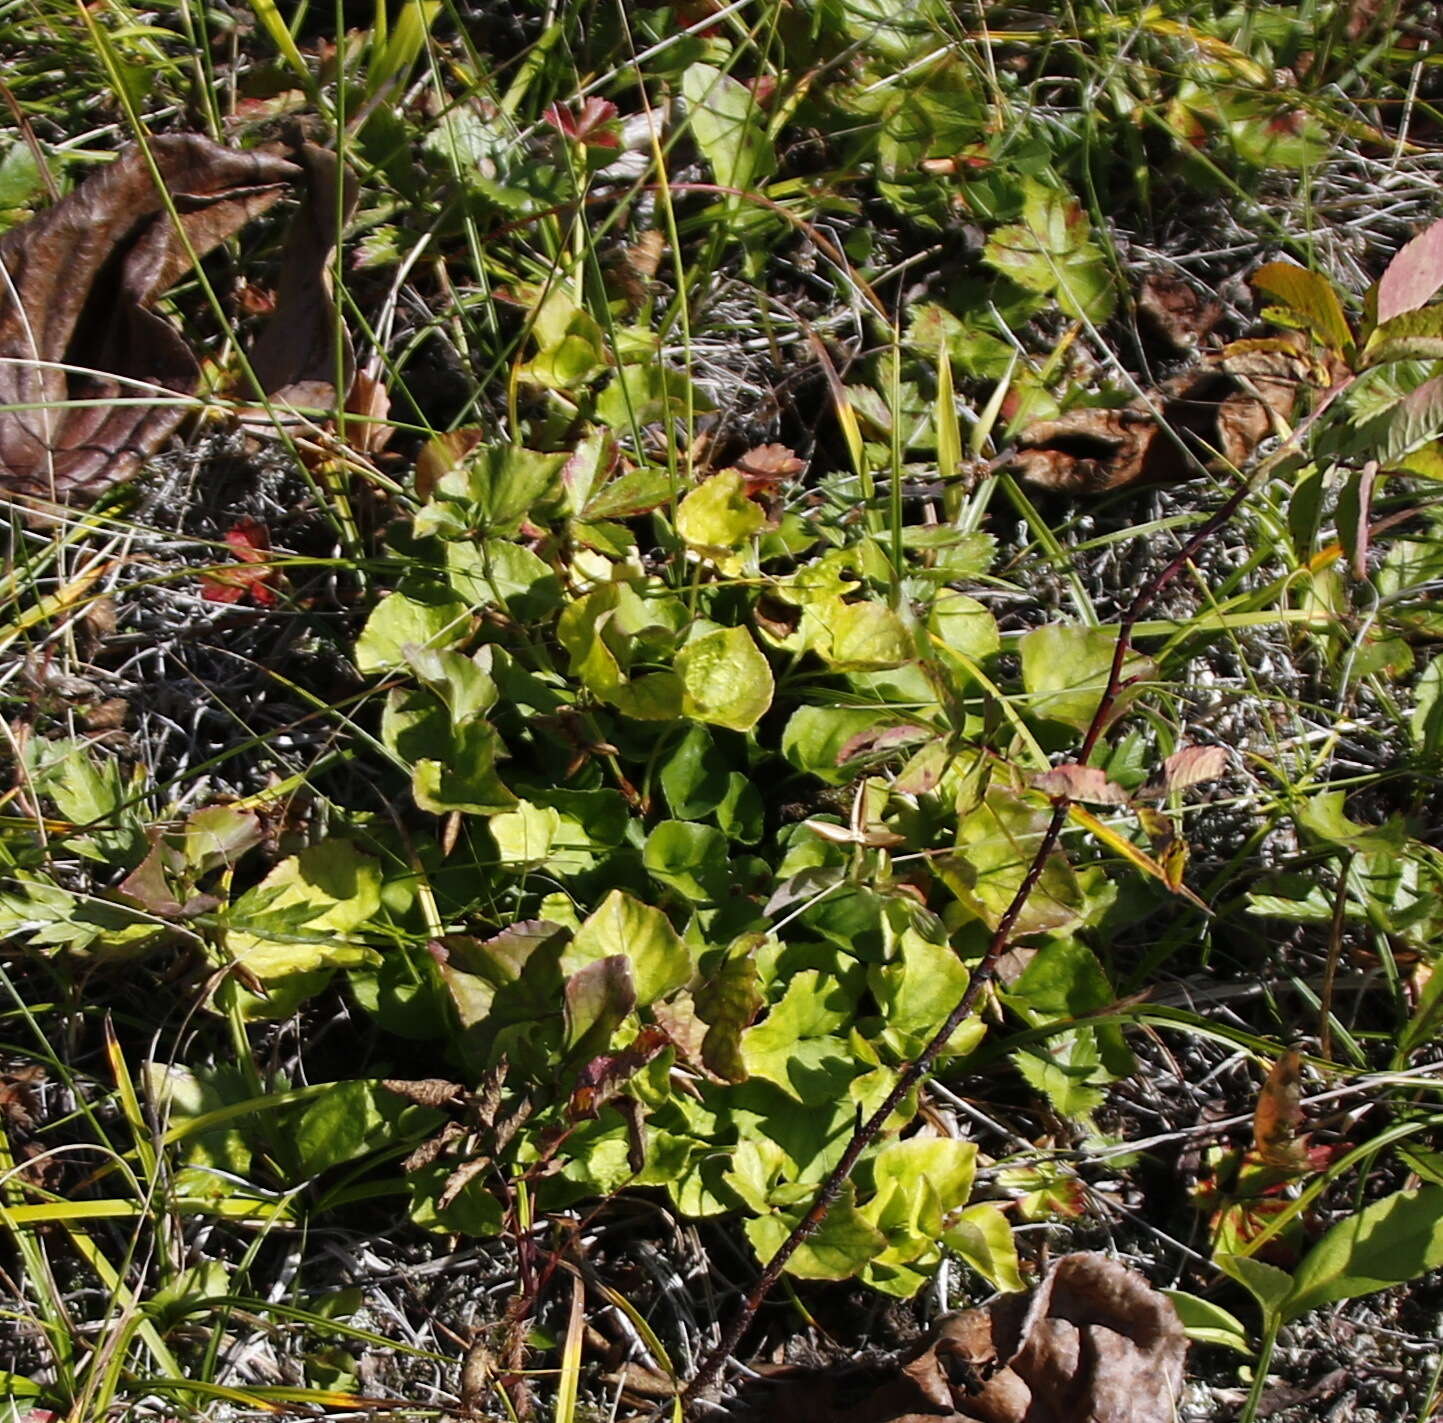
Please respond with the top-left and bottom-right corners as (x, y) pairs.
(201, 519), (278, 606)
(543, 98), (620, 148)
(1376, 216), (1443, 326)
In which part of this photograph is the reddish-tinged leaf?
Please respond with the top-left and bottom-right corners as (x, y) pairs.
(567, 1024), (669, 1119)
(836, 723), (930, 765)
(200, 518), (278, 606)
(1375, 216), (1443, 327)
(1031, 763), (1130, 805)
(224, 517), (270, 560)
(543, 98), (620, 147)
(1139, 744), (1230, 800)
(1253, 1048), (1305, 1166)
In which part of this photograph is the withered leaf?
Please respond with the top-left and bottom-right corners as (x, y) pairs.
(567, 1023), (670, 1120)
(246, 140), (359, 413)
(1138, 273), (1224, 352)
(1011, 338), (1310, 494)
(381, 1077), (465, 1108)
(736, 1253), (1186, 1423)
(0, 134), (298, 500)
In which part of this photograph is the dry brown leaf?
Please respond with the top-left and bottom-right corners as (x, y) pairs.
(381, 1077), (465, 1108)
(737, 1253), (1186, 1423)
(611, 229), (666, 306)
(0, 134), (298, 500)
(1011, 335), (1311, 494)
(247, 140), (359, 412)
(345, 368), (393, 453)
(1138, 273), (1224, 351)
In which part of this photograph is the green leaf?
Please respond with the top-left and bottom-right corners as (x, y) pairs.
(1006, 936), (1134, 1120)
(416, 443), (567, 536)
(945, 1201), (1024, 1292)
(661, 726), (731, 818)
(567, 890), (691, 1006)
(1251, 262), (1352, 352)
(942, 790), (1088, 935)
(596, 360), (712, 428)
(782, 705), (887, 783)
(1295, 791), (1405, 857)
(445, 538), (560, 619)
(1216, 1252), (1293, 1321)
(717, 772), (765, 843)
(681, 62), (775, 197)
(869, 926), (981, 1060)
(982, 182), (1115, 323)
(40, 740), (123, 826)
(1357, 373), (1443, 466)
(1161, 1291), (1252, 1355)
(521, 288), (609, 390)
(489, 801), (561, 869)
(355, 581), (469, 674)
(746, 1181), (888, 1280)
(292, 1080), (442, 1177)
(1284, 1185), (1443, 1321)
(228, 842), (382, 980)
(182, 805), (263, 877)
(825, 601), (915, 670)
(644, 820), (731, 903)
(1361, 304), (1443, 366)
(581, 466), (678, 521)
(1021, 623), (1152, 732)
(404, 645), (498, 725)
(741, 969), (858, 1100)
(677, 470), (767, 560)
(0, 144), (46, 210)
(412, 719), (518, 815)
(556, 582), (686, 720)
(676, 625), (774, 732)
(865, 1136), (977, 1243)
(929, 592), (1000, 661)
(1412, 657), (1443, 759)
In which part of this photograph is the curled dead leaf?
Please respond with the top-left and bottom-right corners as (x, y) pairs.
(0, 134), (298, 500)
(1010, 337), (1310, 494)
(1138, 273), (1224, 352)
(0, 132), (361, 503)
(736, 1253), (1187, 1423)
(246, 140), (359, 414)
(381, 1077), (465, 1108)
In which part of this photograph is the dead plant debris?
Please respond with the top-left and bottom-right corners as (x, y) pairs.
(1010, 339), (1313, 494)
(0, 132), (354, 503)
(742, 1254), (1187, 1423)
